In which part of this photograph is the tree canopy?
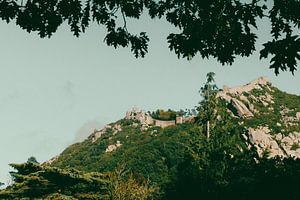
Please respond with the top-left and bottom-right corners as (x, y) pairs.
(0, 0), (299, 74)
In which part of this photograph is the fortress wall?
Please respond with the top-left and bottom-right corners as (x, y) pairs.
(155, 119), (176, 128)
(183, 117), (195, 123)
(176, 116), (183, 124)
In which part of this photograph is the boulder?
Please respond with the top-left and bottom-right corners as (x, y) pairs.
(247, 127), (285, 158)
(296, 112), (300, 120)
(231, 98), (254, 118)
(105, 141), (122, 153)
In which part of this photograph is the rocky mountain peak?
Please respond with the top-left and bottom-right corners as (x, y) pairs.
(220, 76), (270, 96)
(217, 77), (273, 118)
(218, 77), (300, 159)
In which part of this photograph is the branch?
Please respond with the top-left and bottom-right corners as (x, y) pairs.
(121, 10), (127, 31)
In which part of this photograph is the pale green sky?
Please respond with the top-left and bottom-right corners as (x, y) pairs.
(0, 15), (299, 184)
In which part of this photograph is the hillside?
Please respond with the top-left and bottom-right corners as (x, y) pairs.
(2, 76), (300, 200)
(51, 77), (300, 170)
(48, 77), (300, 196)
(217, 77), (300, 158)
(50, 119), (194, 186)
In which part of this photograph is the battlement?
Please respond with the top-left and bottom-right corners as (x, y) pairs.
(125, 107), (191, 129)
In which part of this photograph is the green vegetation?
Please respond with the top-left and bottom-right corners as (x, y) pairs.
(151, 109), (178, 121)
(291, 143), (300, 151)
(242, 85), (300, 135)
(2, 73), (300, 199)
(53, 121), (192, 188)
(0, 161), (109, 199)
(197, 72), (218, 139)
(27, 156), (38, 164)
(107, 167), (159, 200)
(0, 161), (157, 199)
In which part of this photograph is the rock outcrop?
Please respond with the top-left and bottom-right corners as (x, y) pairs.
(217, 77), (273, 118)
(125, 107), (154, 130)
(105, 141), (122, 153)
(247, 127), (284, 158)
(91, 123), (123, 143)
(218, 77), (300, 159)
(219, 77), (270, 95)
(247, 127), (300, 158)
(230, 98), (254, 118)
(297, 112), (300, 120)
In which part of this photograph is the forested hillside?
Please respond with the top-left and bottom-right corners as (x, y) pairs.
(1, 75), (300, 200)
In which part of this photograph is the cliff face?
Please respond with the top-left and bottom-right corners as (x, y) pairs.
(218, 77), (300, 158)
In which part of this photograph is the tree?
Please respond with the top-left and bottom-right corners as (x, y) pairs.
(165, 96), (247, 199)
(107, 166), (159, 200)
(0, 0), (299, 74)
(0, 162), (109, 199)
(27, 156), (38, 164)
(197, 72), (218, 139)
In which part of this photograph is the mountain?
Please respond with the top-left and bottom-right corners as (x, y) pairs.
(48, 77), (300, 193)
(217, 77), (300, 158)
(2, 77), (300, 200)
(51, 77), (300, 169)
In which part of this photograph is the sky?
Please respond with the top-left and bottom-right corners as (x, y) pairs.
(0, 14), (299, 185)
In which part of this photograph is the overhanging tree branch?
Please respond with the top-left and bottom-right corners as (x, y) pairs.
(0, 0), (299, 74)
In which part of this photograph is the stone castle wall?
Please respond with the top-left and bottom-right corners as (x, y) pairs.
(125, 107), (193, 128)
(154, 119), (176, 128)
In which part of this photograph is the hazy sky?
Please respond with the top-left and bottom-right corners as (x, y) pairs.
(0, 14), (299, 185)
